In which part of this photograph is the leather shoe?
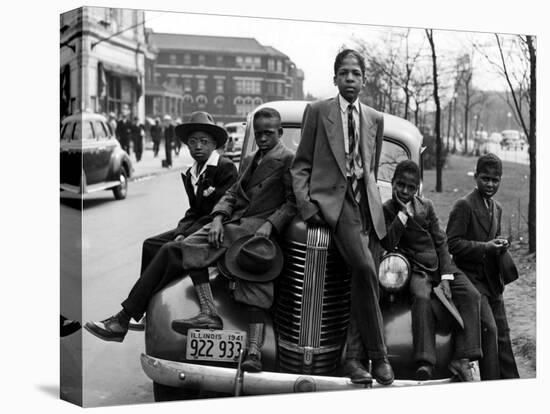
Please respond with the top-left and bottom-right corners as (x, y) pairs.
(371, 357), (394, 385)
(242, 351), (262, 372)
(61, 316), (81, 337)
(448, 358), (474, 382)
(342, 359), (373, 385)
(172, 312), (223, 334)
(415, 363), (434, 381)
(84, 314), (128, 342)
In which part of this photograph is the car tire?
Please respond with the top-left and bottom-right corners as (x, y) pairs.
(112, 169), (128, 200)
(153, 382), (201, 402)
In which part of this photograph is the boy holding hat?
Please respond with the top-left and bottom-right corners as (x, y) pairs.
(86, 108), (296, 372)
(85, 111), (237, 336)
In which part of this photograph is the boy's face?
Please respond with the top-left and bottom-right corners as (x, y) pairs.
(475, 167), (501, 199)
(392, 172), (419, 204)
(333, 54), (366, 103)
(253, 116), (282, 153)
(186, 131), (217, 163)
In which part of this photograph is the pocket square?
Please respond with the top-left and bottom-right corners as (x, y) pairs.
(203, 186), (216, 197)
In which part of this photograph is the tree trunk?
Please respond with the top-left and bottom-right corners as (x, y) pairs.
(527, 35), (536, 253)
(426, 30), (442, 192)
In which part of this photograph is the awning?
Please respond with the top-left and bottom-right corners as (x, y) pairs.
(101, 61), (140, 79)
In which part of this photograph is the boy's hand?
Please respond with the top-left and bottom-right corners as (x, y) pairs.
(255, 221), (273, 238)
(306, 212), (327, 227)
(393, 189), (408, 213)
(208, 215), (225, 248)
(487, 238), (508, 255)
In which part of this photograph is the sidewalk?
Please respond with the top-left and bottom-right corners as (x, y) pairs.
(128, 142), (194, 181)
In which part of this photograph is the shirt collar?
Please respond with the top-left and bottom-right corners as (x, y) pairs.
(190, 150), (220, 179)
(338, 94), (360, 114)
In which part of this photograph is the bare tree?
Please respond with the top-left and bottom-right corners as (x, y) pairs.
(478, 34), (536, 252)
(426, 29), (443, 192)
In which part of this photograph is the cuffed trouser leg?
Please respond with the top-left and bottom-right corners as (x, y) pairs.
(333, 188), (387, 360)
(140, 230), (177, 275)
(450, 272), (482, 361)
(490, 295), (520, 379)
(409, 272), (436, 365)
(122, 241), (184, 320)
(479, 293), (500, 380)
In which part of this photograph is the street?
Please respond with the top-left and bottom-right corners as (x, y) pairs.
(62, 154), (194, 407)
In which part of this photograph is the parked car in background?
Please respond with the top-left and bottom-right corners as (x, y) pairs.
(501, 129), (525, 151)
(223, 121), (246, 162)
(141, 101), (455, 401)
(60, 112), (133, 200)
(489, 132), (503, 143)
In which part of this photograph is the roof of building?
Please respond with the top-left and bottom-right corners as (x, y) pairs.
(263, 45), (288, 59)
(150, 32), (268, 54)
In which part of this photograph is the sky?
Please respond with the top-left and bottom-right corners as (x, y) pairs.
(143, 10), (524, 99)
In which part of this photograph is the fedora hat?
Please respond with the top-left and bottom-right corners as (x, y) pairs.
(223, 235), (283, 282)
(175, 111), (228, 149)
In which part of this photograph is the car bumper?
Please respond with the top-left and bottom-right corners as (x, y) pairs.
(140, 353), (453, 395)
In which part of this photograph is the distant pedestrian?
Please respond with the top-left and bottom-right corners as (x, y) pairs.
(163, 114), (174, 168)
(174, 117), (182, 156)
(108, 112), (118, 136)
(116, 114), (132, 155)
(131, 116), (144, 162)
(151, 117), (162, 157)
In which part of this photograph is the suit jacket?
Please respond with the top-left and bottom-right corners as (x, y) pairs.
(382, 196), (456, 283)
(211, 141), (297, 246)
(446, 188), (503, 296)
(291, 97), (386, 240)
(175, 155), (238, 237)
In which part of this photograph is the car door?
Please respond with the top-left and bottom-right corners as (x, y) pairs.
(81, 119), (112, 185)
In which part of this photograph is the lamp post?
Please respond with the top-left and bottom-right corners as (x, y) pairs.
(452, 93), (458, 153)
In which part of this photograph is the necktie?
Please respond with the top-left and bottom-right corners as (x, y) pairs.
(348, 104), (362, 203)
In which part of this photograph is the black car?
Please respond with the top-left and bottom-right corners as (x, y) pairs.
(60, 112), (133, 200)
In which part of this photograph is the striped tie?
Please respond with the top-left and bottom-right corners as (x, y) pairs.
(348, 104), (362, 204)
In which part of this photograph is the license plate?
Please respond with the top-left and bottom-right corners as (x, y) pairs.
(186, 329), (247, 363)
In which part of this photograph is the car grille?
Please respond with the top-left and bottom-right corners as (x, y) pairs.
(275, 226), (351, 375)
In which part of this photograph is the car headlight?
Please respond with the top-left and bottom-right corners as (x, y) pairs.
(378, 253), (411, 292)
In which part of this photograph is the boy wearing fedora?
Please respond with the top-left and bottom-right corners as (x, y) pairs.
(382, 160), (482, 381)
(85, 111), (237, 336)
(170, 107), (296, 371)
(446, 153), (520, 380)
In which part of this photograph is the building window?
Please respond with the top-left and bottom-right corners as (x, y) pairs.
(183, 53), (191, 65)
(183, 94), (194, 104)
(214, 95), (225, 108)
(216, 56), (224, 66)
(169, 54), (177, 65)
(196, 95), (208, 108)
(183, 78), (192, 92)
(198, 54), (206, 66)
(277, 82), (283, 96)
(235, 78), (261, 94)
(197, 78), (206, 92)
(267, 82), (275, 95)
(253, 97), (263, 106)
(236, 56), (261, 70)
(216, 78), (224, 94)
(267, 59), (275, 72)
(234, 96), (255, 117)
(276, 60), (283, 72)
(254, 57), (261, 69)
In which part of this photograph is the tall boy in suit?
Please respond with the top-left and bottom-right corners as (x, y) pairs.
(291, 49), (393, 385)
(382, 160), (482, 381)
(446, 153), (520, 380)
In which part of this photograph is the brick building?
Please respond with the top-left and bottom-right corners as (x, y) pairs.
(144, 32), (304, 124)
